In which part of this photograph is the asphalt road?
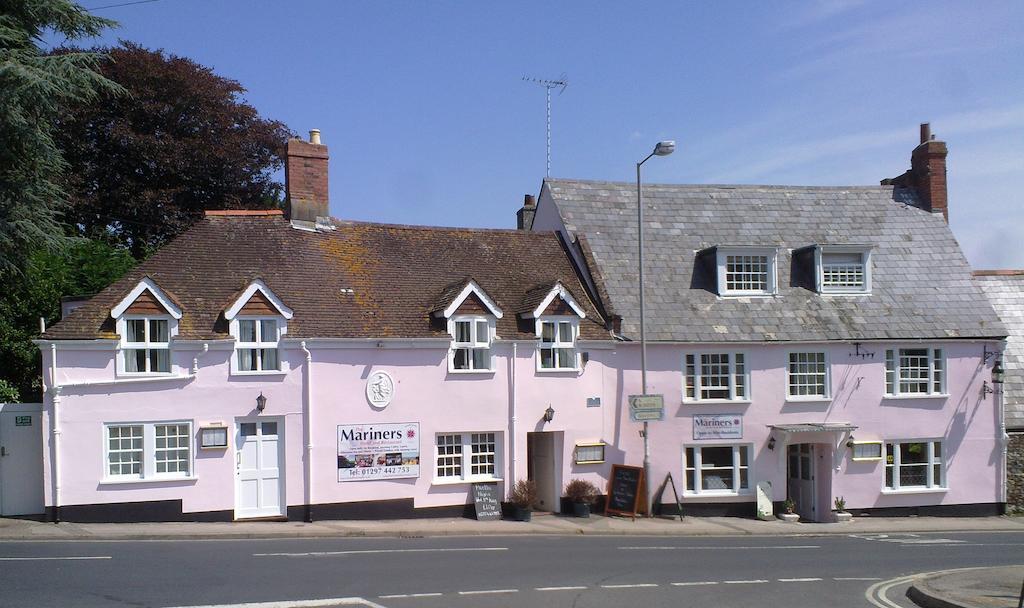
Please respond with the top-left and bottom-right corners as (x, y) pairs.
(1, 531), (1022, 608)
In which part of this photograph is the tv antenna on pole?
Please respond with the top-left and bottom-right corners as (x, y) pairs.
(523, 74), (568, 177)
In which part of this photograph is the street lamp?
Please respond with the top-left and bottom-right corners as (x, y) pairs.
(637, 140), (675, 517)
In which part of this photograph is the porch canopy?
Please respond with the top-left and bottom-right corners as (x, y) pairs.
(769, 423), (858, 434)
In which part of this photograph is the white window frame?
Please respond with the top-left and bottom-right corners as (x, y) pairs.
(536, 317), (580, 372)
(785, 351), (830, 400)
(230, 316), (287, 375)
(884, 347), (947, 397)
(447, 315), (495, 373)
(433, 432), (502, 484)
(715, 247), (778, 296)
(103, 420), (194, 482)
(684, 351), (751, 402)
(682, 444), (751, 496)
(815, 245), (872, 294)
(884, 440), (945, 492)
(115, 315), (177, 377)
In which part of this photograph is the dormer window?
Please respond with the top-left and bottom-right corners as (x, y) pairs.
(450, 316), (493, 372)
(538, 319), (578, 370)
(237, 319), (280, 372)
(110, 277), (182, 377)
(715, 247), (778, 296)
(816, 246), (871, 294)
(223, 279), (293, 376)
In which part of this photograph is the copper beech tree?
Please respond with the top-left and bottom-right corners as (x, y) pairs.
(54, 42), (292, 257)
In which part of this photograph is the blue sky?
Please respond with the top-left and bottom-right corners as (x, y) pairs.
(68, 0), (1023, 268)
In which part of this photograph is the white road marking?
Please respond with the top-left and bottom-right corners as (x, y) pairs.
(535, 586), (588, 591)
(457, 589), (518, 595)
(779, 577), (822, 582)
(723, 579), (769, 584)
(600, 583), (659, 589)
(253, 547), (507, 557)
(671, 581), (719, 587)
(835, 577), (883, 581)
(406, 593), (442, 598)
(0, 552), (112, 556)
(164, 598), (385, 608)
(866, 567), (990, 608)
(619, 545), (819, 550)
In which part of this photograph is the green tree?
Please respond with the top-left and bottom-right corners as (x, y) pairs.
(0, 240), (135, 401)
(55, 42), (291, 257)
(0, 0), (120, 273)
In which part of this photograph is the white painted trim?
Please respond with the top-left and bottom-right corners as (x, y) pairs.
(883, 439), (946, 491)
(103, 420), (194, 482)
(447, 315), (495, 373)
(682, 350), (752, 402)
(283, 338), (450, 349)
(715, 247), (779, 297)
(815, 244), (873, 294)
(229, 316), (288, 375)
(682, 443), (753, 495)
(32, 340), (118, 350)
(523, 282), (586, 319)
(433, 431), (502, 484)
(224, 279), (294, 321)
(784, 349), (831, 400)
(110, 277), (182, 320)
(439, 280), (503, 319)
(883, 346), (947, 397)
(535, 317), (581, 372)
(114, 315), (178, 377)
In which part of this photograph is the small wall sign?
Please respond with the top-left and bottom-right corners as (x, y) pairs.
(199, 426), (229, 449)
(366, 371), (395, 408)
(14, 415), (31, 427)
(693, 414), (743, 440)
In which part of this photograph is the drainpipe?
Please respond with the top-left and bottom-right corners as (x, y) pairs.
(300, 341), (314, 522)
(49, 344), (62, 523)
(509, 342), (517, 498)
(998, 359), (1009, 511)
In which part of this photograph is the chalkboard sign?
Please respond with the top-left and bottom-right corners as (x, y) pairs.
(605, 464), (644, 519)
(472, 482), (501, 521)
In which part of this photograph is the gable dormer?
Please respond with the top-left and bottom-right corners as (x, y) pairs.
(224, 279), (293, 374)
(519, 283), (585, 372)
(110, 277), (182, 376)
(431, 279), (502, 373)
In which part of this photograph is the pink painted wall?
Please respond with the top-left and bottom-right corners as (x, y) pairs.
(40, 338), (1001, 517)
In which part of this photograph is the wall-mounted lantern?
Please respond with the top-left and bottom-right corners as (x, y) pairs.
(256, 392), (267, 413)
(543, 405), (555, 423)
(767, 436), (776, 451)
(993, 359), (1005, 385)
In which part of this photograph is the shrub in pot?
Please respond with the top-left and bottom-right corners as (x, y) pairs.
(564, 478), (599, 518)
(508, 479), (537, 522)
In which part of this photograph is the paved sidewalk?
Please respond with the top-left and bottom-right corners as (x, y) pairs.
(1, 513), (1023, 541)
(909, 566), (1024, 608)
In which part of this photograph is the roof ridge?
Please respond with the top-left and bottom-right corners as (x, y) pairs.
(204, 209), (284, 217)
(329, 217), (558, 235)
(545, 178), (897, 191)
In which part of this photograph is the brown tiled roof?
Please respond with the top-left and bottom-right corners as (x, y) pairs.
(44, 216), (610, 341)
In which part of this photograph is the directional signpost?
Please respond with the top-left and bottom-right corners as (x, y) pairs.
(629, 394), (664, 422)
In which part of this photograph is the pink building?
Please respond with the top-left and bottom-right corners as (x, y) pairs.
(34, 124), (1007, 522)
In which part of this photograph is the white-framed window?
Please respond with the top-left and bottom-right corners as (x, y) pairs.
(434, 432), (501, 482)
(683, 445), (750, 495)
(537, 318), (578, 371)
(449, 316), (493, 372)
(234, 317), (281, 373)
(684, 352), (749, 401)
(105, 421), (192, 480)
(885, 347), (946, 396)
(716, 247), (778, 296)
(885, 441), (944, 490)
(816, 246), (871, 294)
(787, 352), (829, 399)
(121, 317), (171, 374)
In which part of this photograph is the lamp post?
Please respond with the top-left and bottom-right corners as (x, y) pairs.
(637, 140), (675, 517)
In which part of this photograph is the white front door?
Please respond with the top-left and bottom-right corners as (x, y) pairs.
(0, 410), (45, 516)
(235, 418), (285, 519)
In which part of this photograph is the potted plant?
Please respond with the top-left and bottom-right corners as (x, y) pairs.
(564, 479), (599, 518)
(779, 498), (799, 522)
(833, 496), (852, 523)
(508, 479), (537, 522)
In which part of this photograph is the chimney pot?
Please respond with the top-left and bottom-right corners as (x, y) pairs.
(524, 194), (536, 207)
(920, 123), (931, 144)
(309, 129), (321, 145)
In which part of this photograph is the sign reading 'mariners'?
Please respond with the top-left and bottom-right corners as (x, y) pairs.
(693, 414), (743, 440)
(337, 423), (420, 482)
(605, 464), (644, 519)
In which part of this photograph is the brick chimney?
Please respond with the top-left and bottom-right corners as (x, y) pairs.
(882, 123), (949, 221)
(517, 194), (536, 230)
(285, 129), (329, 224)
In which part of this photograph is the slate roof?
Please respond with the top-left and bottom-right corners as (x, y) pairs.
(44, 213), (609, 341)
(974, 271), (1024, 429)
(543, 179), (1005, 342)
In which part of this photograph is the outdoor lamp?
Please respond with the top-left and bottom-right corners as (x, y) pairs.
(652, 140), (676, 156)
(993, 359), (1005, 384)
(846, 436), (856, 449)
(256, 392), (267, 413)
(767, 436), (776, 451)
(543, 405), (555, 423)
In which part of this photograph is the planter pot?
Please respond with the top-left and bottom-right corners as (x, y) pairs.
(513, 506), (532, 522)
(572, 502), (591, 518)
(778, 512), (800, 523)
(833, 511), (853, 523)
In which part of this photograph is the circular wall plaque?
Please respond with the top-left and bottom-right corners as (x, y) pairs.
(366, 371), (395, 408)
